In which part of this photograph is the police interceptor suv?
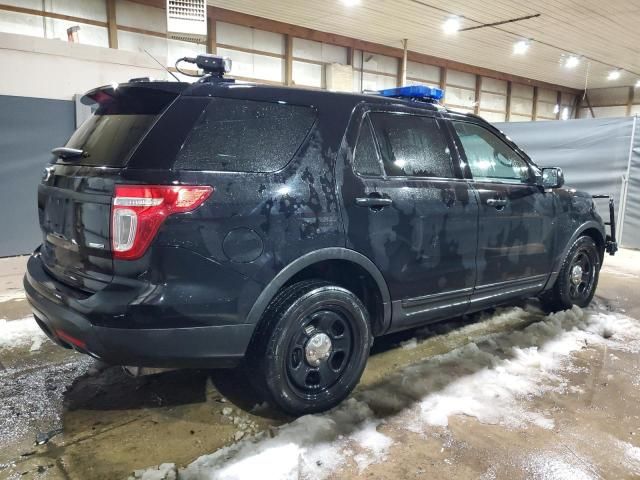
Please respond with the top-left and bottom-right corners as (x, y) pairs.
(24, 55), (616, 415)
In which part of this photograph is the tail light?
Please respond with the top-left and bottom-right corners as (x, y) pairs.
(111, 185), (213, 260)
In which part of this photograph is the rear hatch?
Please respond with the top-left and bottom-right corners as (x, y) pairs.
(37, 83), (185, 292)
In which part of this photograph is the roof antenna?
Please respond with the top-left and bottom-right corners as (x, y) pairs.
(143, 49), (180, 82)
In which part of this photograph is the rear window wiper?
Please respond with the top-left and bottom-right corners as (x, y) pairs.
(51, 147), (88, 160)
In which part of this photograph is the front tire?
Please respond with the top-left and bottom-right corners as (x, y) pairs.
(539, 235), (601, 312)
(248, 280), (371, 415)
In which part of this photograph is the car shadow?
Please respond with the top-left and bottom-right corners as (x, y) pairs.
(63, 359), (284, 419)
(64, 366), (211, 412)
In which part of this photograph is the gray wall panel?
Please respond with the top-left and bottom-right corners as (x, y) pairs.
(0, 95), (75, 257)
(495, 117), (636, 246)
(620, 117), (640, 249)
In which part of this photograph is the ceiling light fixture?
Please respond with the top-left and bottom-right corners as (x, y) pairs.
(442, 16), (461, 34)
(608, 69), (622, 81)
(564, 55), (580, 69)
(513, 39), (530, 55)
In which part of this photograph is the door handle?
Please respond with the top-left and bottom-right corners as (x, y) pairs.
(486, 198), (508, 208)
(355, 197), (393, 208)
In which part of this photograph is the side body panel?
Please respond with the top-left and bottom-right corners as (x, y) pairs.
(444, 113), (556, 310)
(444, 111), (606, 313)
(338, 103), (479, 332)
(469, 181), (556, 308)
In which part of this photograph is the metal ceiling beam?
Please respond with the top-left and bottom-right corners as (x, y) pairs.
(458, 13), (541, 32)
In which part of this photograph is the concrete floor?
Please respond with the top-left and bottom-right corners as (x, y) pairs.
(1, 251), (639, 480)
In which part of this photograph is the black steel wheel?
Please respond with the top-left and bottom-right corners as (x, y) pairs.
(248, 280), (371, 415)
(286, 308), (353, 396)
(567, 248), (596, 304)
(539, 235), (601, 312)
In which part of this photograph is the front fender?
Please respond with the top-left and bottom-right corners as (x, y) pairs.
(544, 219), (605, 290)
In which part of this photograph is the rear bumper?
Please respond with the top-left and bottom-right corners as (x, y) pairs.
(24, 252), (255, 368)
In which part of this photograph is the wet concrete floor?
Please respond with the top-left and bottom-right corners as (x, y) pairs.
(1, 251), (639, 479)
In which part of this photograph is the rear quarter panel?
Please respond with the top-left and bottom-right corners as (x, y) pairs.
(127, 93), (355, 288)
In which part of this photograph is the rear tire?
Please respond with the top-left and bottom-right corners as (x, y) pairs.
(539, 235), (600, 312)
(247, 280), (371, 416)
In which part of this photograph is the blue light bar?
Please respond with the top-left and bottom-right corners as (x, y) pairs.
(378, 85), (444, 101)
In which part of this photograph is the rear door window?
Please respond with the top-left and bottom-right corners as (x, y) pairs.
(369, 113), (454, 178)
(174, 98), (316, 172)
(352, 117), (383, 176)
(62, 89), (176, 167)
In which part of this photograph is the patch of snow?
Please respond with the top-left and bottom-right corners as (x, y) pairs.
(400, 337), (417, 350)
(130, 463), (177, 480)
(479, 466), (497, 480)
(398, 306), (640, 431)
(615, 439), (640, 475)
(0, 290), (26, 303)
(350, 420), (392, 472)
(0, 317), (46, 352)
(524, 452), (596, 480)
(568, 385), (585, 394)
(181, 398), (379, 480)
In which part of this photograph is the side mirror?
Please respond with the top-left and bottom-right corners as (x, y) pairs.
(540, 167), (565, 189)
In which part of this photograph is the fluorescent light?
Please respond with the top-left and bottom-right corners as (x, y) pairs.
(341, 0), (361, 5)
(564, 56), (580, 69)
(513, 40), (530, 55)
(443, 16), (461, 34)
(608, 70), (621, 81)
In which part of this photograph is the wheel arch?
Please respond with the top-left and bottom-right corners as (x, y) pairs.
(245, 248), (392, 337)
(581, 226), (606, 261)
(545, 220), (606, 290)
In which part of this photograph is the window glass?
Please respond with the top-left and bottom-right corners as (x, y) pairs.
(63, 89), (177, 167)
(453, 121), (532, 183)
(353, 118), (382, 176)
(174, 98), (316, 172)
(369, 113), (453, 178)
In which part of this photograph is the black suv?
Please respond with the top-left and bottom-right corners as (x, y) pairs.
(24, 62), (616, 415)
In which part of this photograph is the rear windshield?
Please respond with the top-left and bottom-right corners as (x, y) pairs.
(173, 98), (316, 172)
(60, 89), (176, 167)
